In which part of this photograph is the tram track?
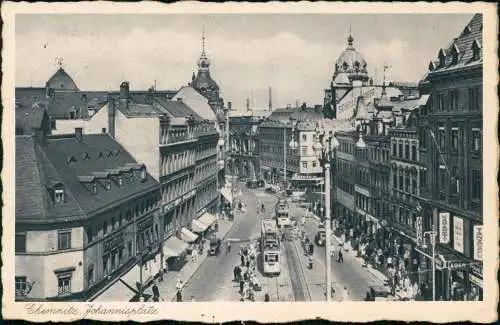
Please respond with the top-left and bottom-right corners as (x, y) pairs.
(284, 240), (311, 301)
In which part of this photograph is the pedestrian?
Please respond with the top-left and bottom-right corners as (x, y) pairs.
(152, 280), (160, 302)
(337, 249), (343, 263)
(261, 203), (265, 212)
(240, 280), (244, 294)
(227, 241), (231, 253)
(241, 254), (245, 266)
(308, 256), (313, 269)
(233, 266), (239, 282)
(176, 290), (182, 302)
(264, 293), (270, 302)
(191, 296), (196, 302)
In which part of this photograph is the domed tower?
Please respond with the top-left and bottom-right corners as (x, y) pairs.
(324, 32), (369, 119)
(46, 58), (79, 91)
(191, 27), (222, 115)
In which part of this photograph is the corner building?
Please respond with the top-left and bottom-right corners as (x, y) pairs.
(417, 13), (483, 301)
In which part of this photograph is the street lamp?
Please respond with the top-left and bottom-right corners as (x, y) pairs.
(283, 118), (298, 193)
(313, 124), (339, 302)
(415, 202), (437, 301)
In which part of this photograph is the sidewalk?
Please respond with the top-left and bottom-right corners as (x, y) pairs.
(307, 212), (406, 300)
(145, 218), (234, 301)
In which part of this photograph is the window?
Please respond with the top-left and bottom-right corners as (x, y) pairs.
(438, 93), (445, 111)
(472, 128), (481, 152)
(469, 88), (480, 111)
(449, 91), (459, 110)
(69, 111), (76, 119)
(92, 182), (97, 194)
(102, 128), (107, 133)
(58, 231), (71, 250)
(118, 175), (123, 186)
(451, 167), (460, 195)
(312, 162), (317, 168)
(15, 276), (27, 297)
(50, 118), (57, 130)
(412, 177), (417, 195)
(405, 172), (410, 192)
(399, 173), (404, 191)
(15, 233), (26, 253)
(302, 162), (307, 169)
(140, 168), (147, 181)
(103, 221), (108, 235)
(105, 180), (111, 191)
(398, 142), (403, 158)
(439, 165), (447, 192)
(302, 134), (307, 141)
(438, 126), (446, 149)
(54, 189), (65, 203)
(57, 274), (72, 295)
(420, 129), (427, 149)
(471, 41), (480, 61)
(420, 169), (427, 189)
(472, 170), (481, 201)
(86, 227), (93, 244)
(411, 145), (417, 161)
(405, 143), (410, 160)
(111, 217), (116, 231)
(393, 173), (398, 189)
(87, 265), (94, 285)
(103, 255), (109, 275)
(451, 128), (459, 151)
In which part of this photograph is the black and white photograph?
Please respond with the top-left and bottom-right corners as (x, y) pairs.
(2, 2), (497, 323)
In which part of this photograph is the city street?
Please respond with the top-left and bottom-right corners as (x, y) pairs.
(175, 184), (392, 302)
(179, 183), (297, 302)
(287, 199), (393, 301)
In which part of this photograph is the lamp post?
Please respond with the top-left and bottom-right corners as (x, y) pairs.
(422, 226), (437, 301)
(283, 118), (298, 194)
(313, 124), (339, 302)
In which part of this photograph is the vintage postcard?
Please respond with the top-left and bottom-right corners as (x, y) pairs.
(2, 1), (498, 322)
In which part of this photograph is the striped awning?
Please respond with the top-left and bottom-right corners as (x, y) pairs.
(191, 219), (209, 233)
(179, 227), (198, 243)
(198, 212), (217, 228)
(163, 236), (189, 258)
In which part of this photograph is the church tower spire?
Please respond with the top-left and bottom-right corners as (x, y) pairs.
(198, 25), (210, 72)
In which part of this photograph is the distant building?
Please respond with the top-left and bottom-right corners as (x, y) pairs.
(15, 130), (161, 301)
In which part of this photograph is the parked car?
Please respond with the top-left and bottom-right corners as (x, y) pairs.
(209, 238), (222, 256)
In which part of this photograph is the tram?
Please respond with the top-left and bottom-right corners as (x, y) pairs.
(275, 198), (291, 228)
(261, 219), (281, 276)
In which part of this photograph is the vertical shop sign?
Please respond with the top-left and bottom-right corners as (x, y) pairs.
(439, 212), (450, 244)
(453, 216), (464, 253)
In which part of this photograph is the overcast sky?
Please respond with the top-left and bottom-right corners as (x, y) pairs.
(16, 14), (473, 109)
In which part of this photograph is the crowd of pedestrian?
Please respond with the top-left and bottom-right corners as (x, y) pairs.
(233, 242), (261, 301)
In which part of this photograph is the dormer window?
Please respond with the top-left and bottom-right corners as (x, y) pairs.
(463, 25), (471, 35)
(98, 152), (104, 159)
(438, 49), (446, 67)
(104, 179), (111, 191)
(118, 175), (123, 186)
(92, 182), (97, 194)
(140, 167), (147, 182)
(428, 61), (435, 71)
(82, 152), (91, 160)
(55, 188), (65, 203)
(451, 44), (460, 65)
(67, 156), (77, 165)
(471, 40), (481, 61)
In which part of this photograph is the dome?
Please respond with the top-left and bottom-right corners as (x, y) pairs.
(333, 34), (369, 83)
(192, 70), (219, 91)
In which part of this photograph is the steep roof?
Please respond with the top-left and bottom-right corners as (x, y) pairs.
(154, 98), (203, 120)
(172, 86), (216, 121)
(46, 68), (79, 91)
(16, 134), (159, 224)
(428, 14), (482, 74)
(15, 103), (50, 135)
(50, 91), (108, 119)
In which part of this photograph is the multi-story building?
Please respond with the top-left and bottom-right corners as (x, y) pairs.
(226, 111), (265, 181)
(15, 128), (161, 301)
(417, 13), (483, 301)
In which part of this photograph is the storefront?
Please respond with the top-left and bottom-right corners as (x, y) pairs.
(178, 227), (199, 252)
(197, 212), (218, 234)
(163, 235), (189, 271)
(468, 264), (483, 301)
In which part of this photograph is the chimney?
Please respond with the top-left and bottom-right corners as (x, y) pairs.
(119, 81), (129, 108)
(45, 82), (51, 98)
(268, 87), (272, 111)
(75, 127), (83, 142)
(107, 95), (115, 138)
(228, 101), (232, 110)
(246, 98), (250, 110)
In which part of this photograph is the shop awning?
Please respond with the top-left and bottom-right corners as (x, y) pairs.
(179, 227), (198, 243)
(163, 236), (189, 258)
(198, 212), (217, 228)
(435, 246), (472, 270)
(220, 187), (233, 203)
(120, 264), (141, 291)
(93, 278), (136, 302)
(191, 219), (209, 233)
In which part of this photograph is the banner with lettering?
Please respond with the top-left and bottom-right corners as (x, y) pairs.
(473, 225), (483, 261)
(453, 216), (464, 253)
(439, 212), (450, 244)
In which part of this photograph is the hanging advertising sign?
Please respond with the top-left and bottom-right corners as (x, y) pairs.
(439, 212), (450, 244)
(473, 225), (483, 261)
(453, 216), (464, 253)
(416, 216), (423, 246)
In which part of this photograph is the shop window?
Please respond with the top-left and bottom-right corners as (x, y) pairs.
(57, 274), (72, 296)
(58, 230), (71, 250)
(15, 233), (26, 253)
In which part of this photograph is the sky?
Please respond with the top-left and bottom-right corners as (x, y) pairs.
(15, 13), (474, 109)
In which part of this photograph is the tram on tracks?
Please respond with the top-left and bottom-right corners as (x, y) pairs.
(261, 219), (281, 276)
(275, 198), (291, 228)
